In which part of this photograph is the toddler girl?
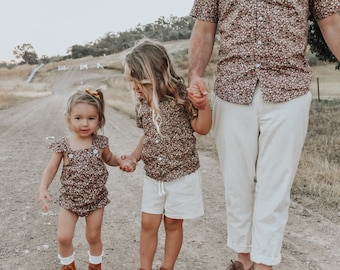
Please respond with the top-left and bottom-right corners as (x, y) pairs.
(39, 88), (135, 270)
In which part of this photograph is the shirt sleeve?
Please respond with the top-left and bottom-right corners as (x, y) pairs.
(49, 138), (66, 153)
(312, 0), (340, 20)
(96, 135), (108, 149)
(190, 0), (219, 23)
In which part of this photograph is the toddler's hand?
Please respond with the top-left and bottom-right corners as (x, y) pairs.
(39, 190), (52, 212)
(120, 155), (137, 172)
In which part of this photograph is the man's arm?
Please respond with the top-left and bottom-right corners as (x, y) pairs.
(318, 12), (340, 61)
(188, 19), (217, 109)
(188, 19), (217, 83)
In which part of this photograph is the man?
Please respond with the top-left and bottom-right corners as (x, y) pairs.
(188, 1), (340, 270)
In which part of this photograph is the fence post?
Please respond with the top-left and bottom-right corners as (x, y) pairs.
(317, 77), (320, 101)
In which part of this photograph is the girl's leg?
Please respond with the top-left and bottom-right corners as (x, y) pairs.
(57, 210), (78, 270)
(161, 216), (183, 270)
(140, 212), (162, 270)
(85, 208), (104, 256)
(57, 208), (78, 259)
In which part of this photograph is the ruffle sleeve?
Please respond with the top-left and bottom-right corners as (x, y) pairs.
(49, 137), (67, 153)
(94, 135), (108, 149)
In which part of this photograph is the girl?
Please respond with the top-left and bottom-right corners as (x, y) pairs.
(38, 88), (136, 270)
(122, 39), (212, 270)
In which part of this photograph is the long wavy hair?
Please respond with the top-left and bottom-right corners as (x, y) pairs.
(123, 38), (196, 134)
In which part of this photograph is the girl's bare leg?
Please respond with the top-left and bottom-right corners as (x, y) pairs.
(85, 208), (104, 256)
(161, 217), (183, 270)
(57, 208), (78, 257)
(139, 212), (162, 270)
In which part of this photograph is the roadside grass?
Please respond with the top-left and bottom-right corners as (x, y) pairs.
(293, 99), (340, 213)
(1, 43), (339, 220)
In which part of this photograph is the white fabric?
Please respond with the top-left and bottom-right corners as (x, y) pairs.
(212, 87), (312, 265)
(141, 169), (204, 219)
(58, 252), (75, 265)
(88, 250), (103, 264)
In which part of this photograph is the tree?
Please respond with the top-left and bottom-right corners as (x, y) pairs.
(13, 43), (38, 65)
(308, 14), (340, 69)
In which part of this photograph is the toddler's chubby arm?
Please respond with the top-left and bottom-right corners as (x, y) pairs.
(120, 135), (144, 172)
(39, 152), (63, 212)
(102, 145), (136, 172)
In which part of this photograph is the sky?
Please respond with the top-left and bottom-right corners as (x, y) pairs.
(0, 0), (194, 62)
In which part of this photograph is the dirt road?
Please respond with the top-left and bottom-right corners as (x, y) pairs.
(0, 65), (339, 270)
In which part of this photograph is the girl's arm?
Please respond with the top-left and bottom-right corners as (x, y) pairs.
(102, 145), (122, 167)
(39, 152), (63, 212)
(102, 145), (137, 172)
(128, 135), (144, 162)
(191, 103), (212, 135)
(121, 135), (144, 163)
(189, 85), (212, 135)
(119, 135), (144, 172)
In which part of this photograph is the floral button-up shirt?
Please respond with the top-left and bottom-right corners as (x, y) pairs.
(191, 0), (340, 105)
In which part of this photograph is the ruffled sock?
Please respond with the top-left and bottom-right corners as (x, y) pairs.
(58, 252), (75, 265)
(88, 250), (103, 264)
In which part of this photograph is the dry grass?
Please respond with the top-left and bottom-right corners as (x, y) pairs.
(293, 99), (340, 213)
(1, 41), (339, 220)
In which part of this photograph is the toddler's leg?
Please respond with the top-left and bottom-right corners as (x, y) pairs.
(160, 216), (183, 270)
(86, 208), (104, 269)
(139, 212), (162, 270)
(57, 208), (78, 263)
(87, 250), (103, 270)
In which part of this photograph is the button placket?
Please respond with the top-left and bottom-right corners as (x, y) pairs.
(255, 13), (264, 70)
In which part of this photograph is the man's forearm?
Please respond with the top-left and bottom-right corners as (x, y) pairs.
(188, 20), (217, 81)
(318, 12), (340, 61)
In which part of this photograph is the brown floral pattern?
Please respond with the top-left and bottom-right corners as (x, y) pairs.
(50, 134), (110, 217)
(191, 0), (340, 105)
(136, 98), (200, 182)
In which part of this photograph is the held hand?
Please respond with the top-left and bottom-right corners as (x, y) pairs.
(120, 155), (137, 172)
(39, 190), (52, 212)
(188, 77), (208, 110)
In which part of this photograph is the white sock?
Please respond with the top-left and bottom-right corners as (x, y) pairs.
(88, 250), (103, 264)
(58, 252), (75, 265)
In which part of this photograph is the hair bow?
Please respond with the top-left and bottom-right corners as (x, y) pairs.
(84, 88), (100, 99)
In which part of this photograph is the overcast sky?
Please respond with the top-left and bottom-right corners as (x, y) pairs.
(0, 0), (194, 62)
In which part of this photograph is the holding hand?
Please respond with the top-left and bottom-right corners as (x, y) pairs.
(119, 155), (138, 172)
(188, 77), (209, 110)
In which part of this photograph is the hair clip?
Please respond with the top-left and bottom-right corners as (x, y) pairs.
(84, 88), (100, 99)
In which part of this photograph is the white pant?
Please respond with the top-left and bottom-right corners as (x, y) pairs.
(212, 87), (312, 265)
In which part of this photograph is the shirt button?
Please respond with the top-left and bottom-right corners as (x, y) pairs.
(257, 40), (262, 45)
(155, 139), (159, 143)
(158, 157), (162, 161)
(255, 63), (261, 68)
(259, 16), (263, 21)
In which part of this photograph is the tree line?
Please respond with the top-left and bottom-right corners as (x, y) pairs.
(6, 14), (340, 69)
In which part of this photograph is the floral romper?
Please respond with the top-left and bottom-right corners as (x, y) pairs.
(50, 134), (110, 217)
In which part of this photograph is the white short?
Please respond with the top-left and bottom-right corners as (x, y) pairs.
(141, 169), (204, 219)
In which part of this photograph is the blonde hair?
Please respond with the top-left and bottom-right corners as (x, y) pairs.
(123, 38), (195, 134)
(65, 88), (105, 134)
